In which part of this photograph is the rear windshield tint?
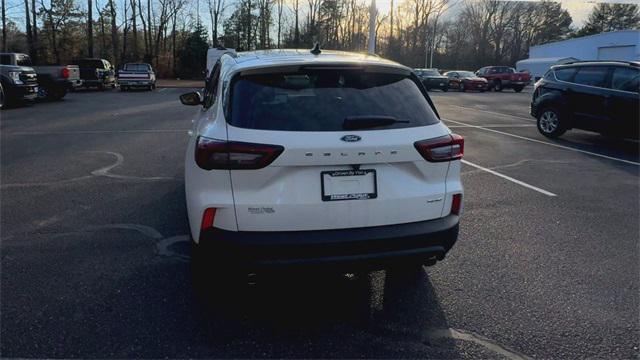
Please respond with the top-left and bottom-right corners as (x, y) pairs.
(124, 64), (151, 71)
(228, 68), (439, 131)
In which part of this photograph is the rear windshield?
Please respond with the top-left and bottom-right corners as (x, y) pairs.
(124, 64), (151, 71)
(228, 68), (439, 131)
(76, 60), (104, 68)
(422, 70), (441, 76)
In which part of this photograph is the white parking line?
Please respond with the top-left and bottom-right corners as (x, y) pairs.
(448, 124), (535, 128)
(450, 105), (535, 122)
(462, 160), (557, 197)
(443, 118), (640, 166)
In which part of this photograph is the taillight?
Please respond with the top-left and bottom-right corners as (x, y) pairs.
(195, 136), (284, 170)
(451, 194), (462, 215)
(61, 68), (70, 78)
(414, 134), (464, 162)
(200, 208), (216, 230)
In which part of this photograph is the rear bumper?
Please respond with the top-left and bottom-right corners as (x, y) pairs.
(119, 79), (154, 86)
(199, 215), (459, 269)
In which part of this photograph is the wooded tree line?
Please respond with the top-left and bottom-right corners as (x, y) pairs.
(1, 0), (639, 77)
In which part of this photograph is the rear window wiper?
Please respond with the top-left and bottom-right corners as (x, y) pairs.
(343, 116), (410, 130)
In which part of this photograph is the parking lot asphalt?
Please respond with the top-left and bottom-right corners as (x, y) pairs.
(1, 87), (638, 358)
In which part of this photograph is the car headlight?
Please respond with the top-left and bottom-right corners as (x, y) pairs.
(9, 71), (23, 85)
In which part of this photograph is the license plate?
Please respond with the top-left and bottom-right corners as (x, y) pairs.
(321, 169), (377, 201)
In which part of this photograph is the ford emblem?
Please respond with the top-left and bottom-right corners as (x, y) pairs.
(341, 135), (361, 142)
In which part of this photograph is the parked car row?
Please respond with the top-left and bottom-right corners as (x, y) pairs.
(415, 66), (532, 92)
(0, 52), (156, 109)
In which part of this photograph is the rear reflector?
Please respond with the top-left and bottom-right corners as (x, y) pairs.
(200, 208), (217, 230)
(451, 194), (462, 215)
(195, 136), (284, 170)
(414, 134), (464, 162)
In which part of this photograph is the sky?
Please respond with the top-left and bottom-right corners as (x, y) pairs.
(371, 0), (640, 27)
(3, 0), (639, 33)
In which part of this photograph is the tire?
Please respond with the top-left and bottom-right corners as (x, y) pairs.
(151, 83), (156, 90)
(442, 87), (448, 92)
(0, 83), (4, 110)
(459, 82), (465, 92)
(493, 80), (503, 92)
(97, 83), (104, 91)
(38, 85), (53, 100)
(51, 86), (67, 100)
(120, 86), (127, 92)
(513, 85), (524, 93)
(191, 239), (247, 296)
(537, 107), (566, 138)
(480, 89), (485, 93)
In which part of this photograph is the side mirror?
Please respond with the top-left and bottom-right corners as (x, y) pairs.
(180, 91), (203, 106)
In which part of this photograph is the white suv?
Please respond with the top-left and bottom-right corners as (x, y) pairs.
(180, 49), (463, 274)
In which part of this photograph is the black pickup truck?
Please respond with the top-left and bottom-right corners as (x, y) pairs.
(0, 62), (38, 108)
(0, 53), (82, 100)
(74, 58), (117, 90)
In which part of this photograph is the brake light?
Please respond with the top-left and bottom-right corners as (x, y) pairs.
(451, 194), (462, 215)
(200, 208), (216, 230)
(414, 134), (464, 162)
(195, 136), (284, 170)
(61, 68), (70, 78)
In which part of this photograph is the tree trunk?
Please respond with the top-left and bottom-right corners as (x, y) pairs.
(121, 0), (128, 61)
(109, 0), (118, 66)
(294, 0), (299, 47)
(88, 0), (94, 57)
(31, 0), (37, 61)
(2, 0), (6, 52)
(24, 0), (33, 59)
(172, 9), (176, 76)
(130, 0), (137, 59)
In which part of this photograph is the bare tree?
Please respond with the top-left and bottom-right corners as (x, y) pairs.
(88, 0), (94, 56)
(208, 0), (226, 45)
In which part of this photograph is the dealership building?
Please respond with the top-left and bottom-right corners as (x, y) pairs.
(516, 29), (640, 79)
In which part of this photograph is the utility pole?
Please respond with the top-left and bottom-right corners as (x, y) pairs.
(367, 0), (376, 54)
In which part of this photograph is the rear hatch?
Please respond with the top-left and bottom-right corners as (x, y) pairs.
(119, 64), (151, 80)
(224, 66), (451, 231)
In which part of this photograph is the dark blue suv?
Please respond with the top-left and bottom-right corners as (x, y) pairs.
(531, 61), (639, 139)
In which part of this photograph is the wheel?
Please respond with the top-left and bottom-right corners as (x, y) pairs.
(97, 83), (104, 91)
(0, 83), (4, 110)
(442, 87), (448, 92)
(51, 86), (67, 100)
(493, 80), (503, 92)
(513, 85), (524, 93)
(151, 83), (156, 90)
(37, 85), (50, 99)
(480, 89), (486, 93)
(459, 82), (465, 92)
(191, 239), (247, 299)
(120, 86), (127, 92)
(537, 107), (566, 138)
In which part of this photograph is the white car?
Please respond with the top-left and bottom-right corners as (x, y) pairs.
(180, 49), (463, 277)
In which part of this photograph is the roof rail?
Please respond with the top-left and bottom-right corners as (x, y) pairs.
(564, 60), (638, 66)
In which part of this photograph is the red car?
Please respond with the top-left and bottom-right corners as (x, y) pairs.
(444, 71), (488, 92)
(476, 66), (531, 92)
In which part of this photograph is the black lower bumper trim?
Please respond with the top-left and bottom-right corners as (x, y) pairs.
(198, 215), (459, 268)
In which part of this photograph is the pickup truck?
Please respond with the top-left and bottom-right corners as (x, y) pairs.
(117, 63), (156, 91)
(476, 66), (531, 92)
(74, 58), (117, 90)
(0, 52), (82, 100)
(0, 62), (38, 108)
